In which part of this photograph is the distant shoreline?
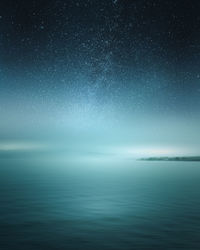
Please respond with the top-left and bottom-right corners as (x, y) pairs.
(139, 156), (200, 162)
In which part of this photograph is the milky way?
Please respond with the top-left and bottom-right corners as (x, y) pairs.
(0, 0), (200, 156)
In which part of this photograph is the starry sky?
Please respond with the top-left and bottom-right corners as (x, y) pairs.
(0, 0), (200, 157)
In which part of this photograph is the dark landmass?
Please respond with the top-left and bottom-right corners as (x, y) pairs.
(140, 156), (200, 162)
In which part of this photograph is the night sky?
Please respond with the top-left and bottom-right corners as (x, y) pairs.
(0, 0), (200, 157)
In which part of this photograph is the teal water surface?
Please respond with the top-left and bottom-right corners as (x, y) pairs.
(0, 158), (200, 249)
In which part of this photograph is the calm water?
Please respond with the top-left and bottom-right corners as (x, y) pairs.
(0, 157), (200, 249)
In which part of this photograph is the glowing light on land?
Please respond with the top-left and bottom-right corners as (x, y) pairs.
(109, 145), (197, 158)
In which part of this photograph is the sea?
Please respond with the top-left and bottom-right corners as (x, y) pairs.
(0, 156), (200, 249)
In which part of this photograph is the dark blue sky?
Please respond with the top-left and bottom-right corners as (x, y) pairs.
(0, 0), (200, 156)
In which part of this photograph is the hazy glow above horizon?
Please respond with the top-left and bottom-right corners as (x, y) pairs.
(118, 146), (199, 157)
(0, 142), (46, 151)
(0, 141), (199, 160)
